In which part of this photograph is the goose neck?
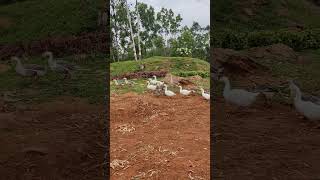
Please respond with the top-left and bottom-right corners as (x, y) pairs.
(223, 79), (231, 93)
(293, 85), (302, 103)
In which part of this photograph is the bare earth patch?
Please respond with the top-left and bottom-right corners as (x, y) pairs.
(0, 97), (105, 179)
(110, 93), (210, 179)
(214, 97), (320, 179)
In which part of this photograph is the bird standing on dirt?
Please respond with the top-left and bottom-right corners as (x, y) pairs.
(289, 80), (320, 122)
(179, 86), (192, 96)
(220, 76), (260, 107)
(200, 87), (210, 100)
(164, 84), (176, 97)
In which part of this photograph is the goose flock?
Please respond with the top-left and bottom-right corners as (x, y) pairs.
(113, 75), (210, 100)
(11, 51), (77, 79)
(219, 76), (320, 122)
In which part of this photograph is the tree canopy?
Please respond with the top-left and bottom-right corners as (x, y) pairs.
(111, 0), (209, 62)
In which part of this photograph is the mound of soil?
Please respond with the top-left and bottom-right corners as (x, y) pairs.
(247, 43), (298, 63)
(213, 97), (320, 179)
(212, 48), (269, 76)
(0, 32), (108, 60)
(0, 97), (106, 179)
(110, 93), (210, 179)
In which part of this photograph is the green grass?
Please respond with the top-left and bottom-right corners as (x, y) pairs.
(0, 53), (106, 104)
(111, 56), (209, 77)
(0, 0), (103, 43)
(110, 56), (210, 94)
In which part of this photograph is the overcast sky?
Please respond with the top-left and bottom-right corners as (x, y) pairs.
(127, 0), (210, 27)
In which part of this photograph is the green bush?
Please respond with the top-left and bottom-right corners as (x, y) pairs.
(174, 71), (209, 78)
(212, 28), (320, 51)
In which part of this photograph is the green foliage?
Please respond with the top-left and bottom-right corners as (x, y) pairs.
(110, 56), (209, 77)
(111, 1), (209, 62)
(212, 29), (320, 50)
(174, 71), (209, 78)
(0, 0), (103, 43)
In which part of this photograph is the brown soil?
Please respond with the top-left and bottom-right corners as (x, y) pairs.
(0, 17), (12, 29)
(0, 32), (107, 61)
(0, 97), (106, 179)
(214, 97), (320, 179)
(110, 93), (210, 179)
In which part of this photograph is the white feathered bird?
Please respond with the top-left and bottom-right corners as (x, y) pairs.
(164, 84), (176, 96)
(220, 76), (259, 106)
(289, 80), (320, 121)
(200, 87), (210, 100)
(179, 86), (192, 96)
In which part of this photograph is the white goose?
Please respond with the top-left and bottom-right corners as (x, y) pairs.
(42, 51), (76, 78)
(289, 80), (320, 121)
(147, 81), (157, 91)
(179, 86), (192, 96)
(12, 56), (47, 77)
(123, 78), (135, 85)
(148, 78), (157, 85)
(200, 88), (210, 100)
(113, 79), (119, 85)
(220, 76), (259, 106)
(164, 84), (176, 96)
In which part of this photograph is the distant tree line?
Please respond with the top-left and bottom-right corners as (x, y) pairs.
(110, 0), (210, 62)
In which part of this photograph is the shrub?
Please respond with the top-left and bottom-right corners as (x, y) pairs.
(212, 28), (320, 51)
(174, 71), (209, 78)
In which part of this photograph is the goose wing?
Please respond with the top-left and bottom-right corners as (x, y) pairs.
(24, 64), (45, 71)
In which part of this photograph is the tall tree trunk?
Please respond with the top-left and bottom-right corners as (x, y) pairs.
(111, 0), (119, 61)
(136, 0), (142, 60)
(125, 0), (138, 61)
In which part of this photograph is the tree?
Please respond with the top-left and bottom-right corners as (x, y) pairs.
(125, 0), (138, 61)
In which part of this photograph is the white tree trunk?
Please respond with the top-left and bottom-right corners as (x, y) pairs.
(125, 0), (138, 61)
(136, 0), (142, 60)
(111, 0), (120, 62)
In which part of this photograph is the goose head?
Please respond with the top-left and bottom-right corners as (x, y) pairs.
(11, 56), (20, 63)
(219, 76), (228, 83)
(11, 56), (22, 67)
(42, 51), (53, 58)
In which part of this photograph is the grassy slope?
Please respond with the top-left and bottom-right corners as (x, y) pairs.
(110, 56), (210, 94)
(0, 54), (106, 104)
(0, 0), (103, 43)
(0, 0), (106, 104)
(212, 0), (320, 31)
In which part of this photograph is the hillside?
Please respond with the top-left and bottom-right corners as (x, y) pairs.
(212, 0), (320, 31)
(0, 0), (104, 43)
(110, 56), (210, 94)
(111, 56), (209, 77)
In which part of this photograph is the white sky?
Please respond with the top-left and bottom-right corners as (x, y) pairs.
(127, 0), (210, 27)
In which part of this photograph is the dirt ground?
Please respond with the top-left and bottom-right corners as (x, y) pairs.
(214, 97), (320, 179)
(0, 97), (106, 179)
(110, 92), (210, 179)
